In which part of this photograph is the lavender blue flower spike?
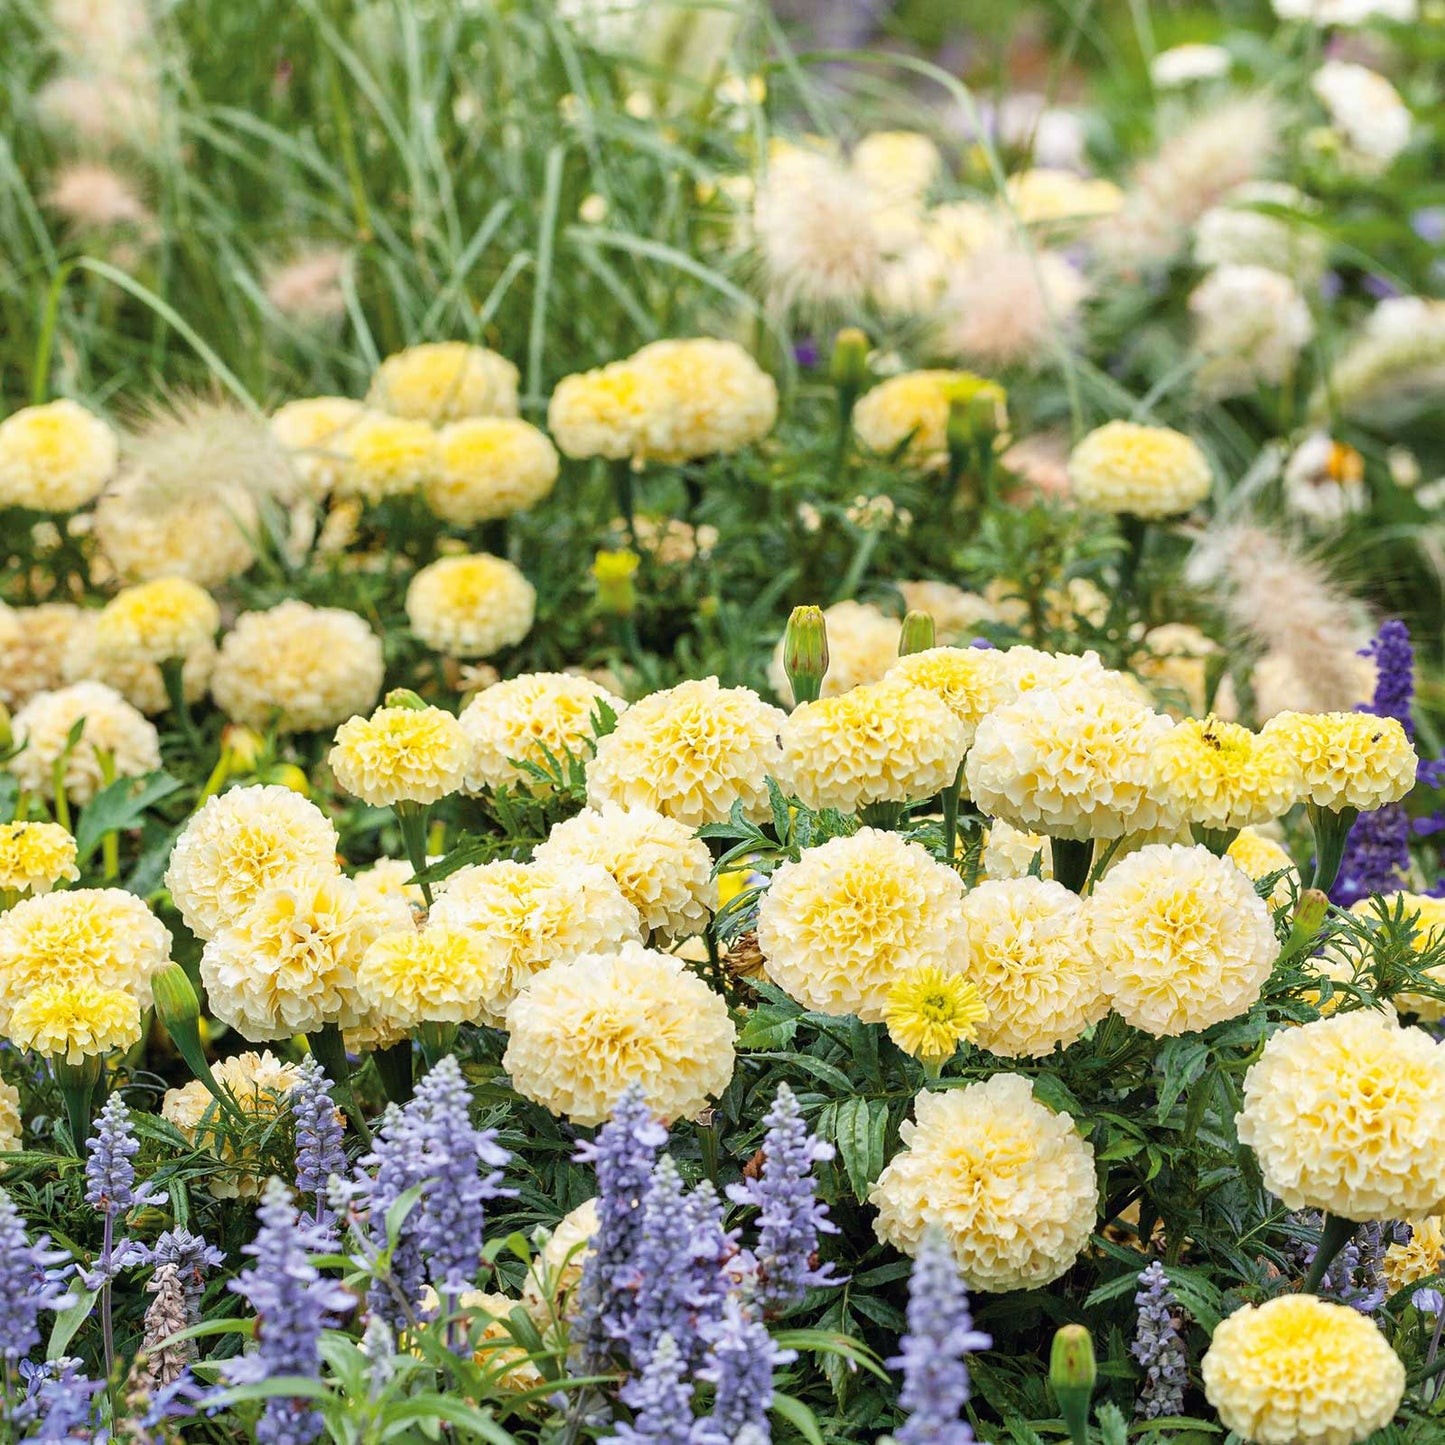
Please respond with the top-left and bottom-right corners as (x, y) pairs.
(0, 1186), (75, 1364)
(608, 1332), (695, 1445)
(292, 1055), (347, 1214)
(1131, 1261), (1188, 1419)
(694, 1298), (796, 1445)
(891, 1228), (990, 1445)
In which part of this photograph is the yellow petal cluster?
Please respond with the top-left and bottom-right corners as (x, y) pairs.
(93, 576), (219, 665)
(980, 821), (1052, 880)
(0, 821), (79, 896)
(1202, 1295), (1403, 1445)
(1383, 1216), (1445, 1301)
(870, 1075), (1099, 1292)
(1227, 827), (1300, 909)
(853, 370), (996, 471)
(756, 829), (968, 1023)
(62, 615), (214, 716)
(367, 341), (520, 424)
(269, 396), (366, 497)
(330, 701), (471, 806)
(7, 981), (141, 1062)
(9, 681), (161, 803)
(547, 361), (659, 461)
(426, 417), (559, 524)
(355, 925), (500, 1029)
(1238, 1009), (1445, 1219)
(405, 554), (536, 659)
(883, 965), (988, 1064)
(503, 941), (736, 1127)
(0, 602), (87, 709)
(0, 399), (118, 511)
(1067, 420), (1212, 518)
(336, 411), (436, 501)
(0, 1078), (21, 1154)
(1262, 710), (1418, 812)
(886, 646), (1017, 747)
(1149, 716), (1301, 831)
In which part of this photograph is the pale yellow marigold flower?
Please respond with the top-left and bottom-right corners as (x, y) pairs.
(533, 803), (716, 944)
(980, 821), (1053, 880)
(336, 411), (436, 502)
(61, 621), (214, 718)
(93, 576), (219, 665)
(523, 1198), (598, 1325)
(1006, 168), (1122, 226)
(994, 644), (1113, 697)
(1148, 715), (1302, 831)
(586, 678), (786, 828)
(853, 370), (1005, 472)
(1261, 710), (1417, 812)
(0, 1078), (21, 1154)
(270, 397), (366, 498)
(767, 600), (900, 705)
(1202, 1295), (1403, 1445)
(1090, 843), (1278, 1037)
(199, 870), (412, 1041)
(1348, 893), (1445, 1021)
(419, 1290), (545, 1390)
(852, 130), (940, 203)
(1238, 1009), (1445, 1219)
(756, 829), (968, 1023)
(503, 941), (736, 1126)
(779, 680), (968, 813)
(870, 1075), (1099, 1292)
(1383, 1217), (1445, 1301)
(351, 857), (426, 913)
(960, 877), (1106, 1057)
(7, 981), (141, 1062)
(165, 784), (340, 942)
(884, 965), (988, 1064)
(459, 671), (623, 793)
(895, 581), (998, 645)
(0, 886), (171, 1024)
(547, 361), (657, 461)
(8, 681), (160, 804)
(367, 341), (520, 424)
(330, 701), (470, 806)
(426, 417), (559, 525)
(0, 399), (117, 511)
(1068, 421), (1212, 518)
(0, 821), (79, 896)
(429, 859), (643, 1025)
(405, 554), (536, 659)
(0, 601), (88, 710)
(1227, 827), (1299, 909)
(626, 338), (777, 464)
(966, 680), (1178, 842)
(355, 925), (500, 1029)
(885, 646), (1017, 747)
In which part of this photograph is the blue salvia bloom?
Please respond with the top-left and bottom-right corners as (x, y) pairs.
(227, 1178), (353, 1445)
(629, 1158), (732, 1369)
(0, 1189), (74, 1364)
(354, 1100), (429, 1330)
(14, 1356), (105, 1440)
(608, 1332), (695, 1445)
(727, 1083), (838, 1312)
(1294, 1213), (1386, 1313)
(891, 1228), (990, 1445)
(291, 1055), (347, 1212)
(572, 1085), (669, 1369)
(1358, 620), (1414, 737)
(82, 1093), (164, 1288)
(1131, 1262), (1188, 1419)
(693, 1299), (796, 1445)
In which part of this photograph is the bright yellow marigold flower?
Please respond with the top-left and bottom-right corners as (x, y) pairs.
(1261, 710), (1418, 813)
(0, 399), (118, 511)
(1149, 715), (1302, 831)
(0, 1077), (21, 1153)
(1067, 420), (1212, 518)
(8, 681), (160, 804)
(330, 701), (471, 806)
(852, 370), (1006, 472)
(367, 341), (519, 424)
(0, 821), (79, 896)
(1202, 1295), (1403, 1445)
(884, 965), (988, 1064)
(7, 981), (141, 1062)
(93, 576), (220, 665)
(405, 554), (536, 659)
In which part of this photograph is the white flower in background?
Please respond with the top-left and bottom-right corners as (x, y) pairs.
(1194, 182), (1326, 282)
(1283, 433), (1368, 527)
(939, 243), (1087, 371)
(1189, 265), (1314, 399)
(1150, 44), (1231, 88)
(989, 94), (1087, 171)
(1311, 61), (1411, 171)
(1319, 296), (1445, 425)
(1276, 0), (1415, 20)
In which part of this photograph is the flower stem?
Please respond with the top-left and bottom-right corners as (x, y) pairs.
(373, 1040), (414, 1105)
(1302, 1213), (1356, 1295)
(942, 760), (966, 863)
(1306, 801), (1357, 896)
(1051, 836), (1094, 895)
(161, 657), (201, 755)
(394, 801), (434, 907)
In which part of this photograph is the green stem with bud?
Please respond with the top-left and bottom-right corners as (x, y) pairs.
(394, 801), (435, 907)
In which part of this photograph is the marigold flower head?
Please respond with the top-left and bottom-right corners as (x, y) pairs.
(1090, 843), (1278, 1037)
(1261, 710), (1417, 812)
(355, 925), (499, 1030)
(779, 679), (968, 813)
(870, 1075), (1098, 1292)
(269, 397), (366, 498)
(767, 600), (900, 705)
(9, 681), (160, 804)
(502, 940), (736, 1126)
(1068, 421), (1212, 518)
(522, 1197), (598, 1324)
(885, 646), (1017, 747)
(459, 671), (623, 793)
(0, 821), (79, 896)
(1202, 1295), (1403, 1445)
(757, 829), (968, 1023)
(330, 701), (470, 806)
(93, 576), (219, 665)
(981, 821), (1053, 880)
(165, 784), (341, 942)
(546, 361), (657, 461)
(1238, 1009), (1445, 1219)
(586, 678), (786, 828)
(0, 601), (87, 710)
(0, 1078), (20, 1154)
(405, 554), (536, 659)
(625, 338), (777, 464)
(853, 370), (1001, 471)
(1227, 827), (1299, 908)
(425, 417), (559, 524)
(367, 341), (520, 424)
(961, 877), (1106, 1057)
(1149, 715), (1302, 831)
(61, 616), (214, 718)
(94, 470), (257, 588)
(0, 399), (118, 512)
(7, 982), (141, 1062)
(1383, 1216), (1444, 1300)
(884, 965), (988, 1064)
(335, 411), (436, 502)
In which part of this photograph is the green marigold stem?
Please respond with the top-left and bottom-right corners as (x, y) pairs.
(1302, 1213), (1357, 1295)
(1051, 837), (1094, 896)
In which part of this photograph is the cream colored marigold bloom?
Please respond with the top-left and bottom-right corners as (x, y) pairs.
(425, 417), (559, 524)
(270, 397), (366, 498)
(547, 361), (657, 461)
(9, 682), (160, 804)
(0, 602), (88, 709)
(335, 411), (436, 502)
(1068, 421), (1212, 519)
(884, 965), (988, 1064)
(966, 680), (1177, 842)
(780, 680), (968, 813)
(523, 1197), (599, 1324)
(1261, 711), (1417, 812)
(367, 341), (519, 424)
(330, 701), (470, 806)
(200, 870), (412, 1040)
(1227, 827), (1299, 909)
(994, 644), (1113, 697)
(1202, 1295), (1403, 1445)
(886, 647), (1017, 748)
(586, 678), (786, 828)
(853, 130), (941, 203)
(1350, 893), (1445, 1021)
(757, 829), (968, 1022)
(356, 925), (499, 1029)
(212, 601), (385, 733)
(0, 400), (118, 511)
(870, 1075), (1098, 1292)
(424, 1290), (545, 1390)
(626, 338), (777, 464)
(533, 803), (715, 943)
(853, 371), (978, 471)
(1131, 621), (1220, 717)
(981, 821), (1052, 880)
(960, 878), (1106, 1057)
(61, 618), (214, 718)
(351, 858), (425, 913)
(165, 784), (341, 941)
(1090, 843), (1277, 1037)
(7, 982), (141, 1062)
(1006, 167), (1122, 226)
(0, 822), (79, 896)
(767, 600), (900, 705)
(459, 671), (623, 792)
(0, 1078), (21, 1154)
(405, 554), (536, 659)
(429, 859), (643, 1025)
(1383, 1217), (1444, 1300)
(503, 941), (736, 1126)
(1239, 1009), (1445, 1218)
(94, 576), (219, 664)
(1149, 716), (1302, 831)
(0, 887), (171, 1023)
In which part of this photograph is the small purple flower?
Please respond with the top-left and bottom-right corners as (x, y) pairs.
(0, 1187), (75, 1363)
(13, 1356), (105, 1439)
(694, 1299), (796, 1445)
(291, 1056), (347, 1215)
(608, 1332), (695, 1445)
(152, 1227), (225, 1307)
(1131, 1262), (1188, 1419)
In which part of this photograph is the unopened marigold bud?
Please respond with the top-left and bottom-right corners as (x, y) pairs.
(1050, 1324), (1096, 1445)
(151, 964), (200, 1031)
(219, 724), (264, 773)
(592, 549), (640, 616)
(898, 610), (936, 657)
(0, 702), (12, 756)
(384, 688), (428, 711)
(829, 327), (871, 394)
(783, 605), (829, 706)
(260, 763), (311, 797)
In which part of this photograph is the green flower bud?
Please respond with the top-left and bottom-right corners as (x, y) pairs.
(592, 549), (640, 616)
(898, 610), (936, 657)
(783, 605), (829, 706)
(829, 327), (871, 394)
(384, 688), (428, 711)
(1050, 1324), (1096, 1445)
(151, 964), (200, 1031)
